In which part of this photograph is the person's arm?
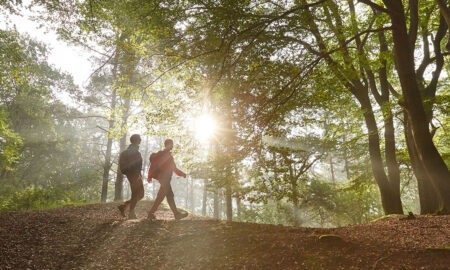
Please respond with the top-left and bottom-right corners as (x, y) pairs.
(174, 167), (187, 178)
(147, 153), (156, 183)
(171, 155), (187, 178)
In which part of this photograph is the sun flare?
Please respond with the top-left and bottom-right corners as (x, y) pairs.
(194, 114), (217, 141)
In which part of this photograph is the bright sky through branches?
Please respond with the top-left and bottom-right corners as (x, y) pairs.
(1, 7), (93, 87)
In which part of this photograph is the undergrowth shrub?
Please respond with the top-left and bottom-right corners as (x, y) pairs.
(0, 186), (86, 211)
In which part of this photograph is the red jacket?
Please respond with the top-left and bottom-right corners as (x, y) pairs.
(147, 149), (184, 181)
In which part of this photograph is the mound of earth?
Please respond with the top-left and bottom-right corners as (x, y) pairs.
(0, 201), (449, 269)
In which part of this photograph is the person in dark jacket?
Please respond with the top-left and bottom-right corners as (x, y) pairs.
(146, 138), (188, 220)
(118, 134), (144, 219)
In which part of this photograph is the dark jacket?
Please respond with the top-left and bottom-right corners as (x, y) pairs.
(119, 144), (142, 175)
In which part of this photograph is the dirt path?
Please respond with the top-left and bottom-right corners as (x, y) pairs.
(1, 201), (449, 269)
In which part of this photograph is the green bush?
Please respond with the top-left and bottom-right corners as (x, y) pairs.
(0, 186), (85, 211)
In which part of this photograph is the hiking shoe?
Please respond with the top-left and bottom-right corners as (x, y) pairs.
(147, 212), (157, 221)
(117, 205), (126, 218)
(128, 211), (137, 220)
(174, 211), (188, 220)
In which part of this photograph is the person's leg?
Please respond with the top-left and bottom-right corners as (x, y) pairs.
(166, 183), (188, 220)
(118, 174), (133, 217)
(148, 178), (170, 216)
(128, 174), (144, 218)
(165, 183), (178, 214)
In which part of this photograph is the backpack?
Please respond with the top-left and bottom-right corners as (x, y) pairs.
(147, 150), (170, 181)
(147, 152), (161, 181)
(119, 147), (140, 175)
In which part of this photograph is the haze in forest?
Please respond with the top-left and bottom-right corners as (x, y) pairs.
(1, 0), (450, 229)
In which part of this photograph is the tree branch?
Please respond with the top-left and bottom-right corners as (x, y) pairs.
(357, 0), (389, 13)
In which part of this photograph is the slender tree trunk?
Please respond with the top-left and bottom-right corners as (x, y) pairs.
(190, 178), (195, 212)
(329, 153), (335, 183)
(100, 51), (120, 203)
(101, 131), (114, 203)
(114, 134), (127, 201)
(213, 188), (219, 219)
(377, 29), (403, 215)
(289, 162), (301, 225)
(225, 185), (232, 221)
(236, 195), (241, 219)
(383, 0), (450, 213)
(223, 99), (234, 221)
(343, 132), (351, 179)
(202, 179), (208, 216)
(114, 96), (131, 202)
(142, 136), (149, 178)
(383, 112), (403, 214)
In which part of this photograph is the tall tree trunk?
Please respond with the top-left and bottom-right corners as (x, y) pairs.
(213, 188), (219, 219)
(236, 195), (241, 219)
(303, 2), (403, 215)
(142, 135), (149, 179)
(359, 93), (403, 214)
(113, 42), (134, 202)
(100, 51), (120, 203)
(329, 153), (335, 183)
(383, 111), (403, 214)
(343, 132), (351, 179)
(101, 125), (114, 203)
(114, 134), (126, 201)
(377, 29), (403, 215)
(190, 178), (195, 212)
(202, 179), (208, 216)
(383, 0), (450, 213)
(289, 162), (301, 225)
(225, 184), (232, 221)
(404, 115), (440, 214)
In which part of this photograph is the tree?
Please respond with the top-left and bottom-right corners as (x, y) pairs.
(371, 0), (450, 213)
(0, 28), (102, 201)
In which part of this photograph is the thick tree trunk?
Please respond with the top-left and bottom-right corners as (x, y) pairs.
(383, 0), (450, 213)
(404, 115), (440, 214)
(359, 94), (403, 214)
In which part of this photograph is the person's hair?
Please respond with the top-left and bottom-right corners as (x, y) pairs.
(130, 134), (141, 144)
(164, 139), (173, 147)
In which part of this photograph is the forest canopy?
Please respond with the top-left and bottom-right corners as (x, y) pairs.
(1, 0), (449, 226)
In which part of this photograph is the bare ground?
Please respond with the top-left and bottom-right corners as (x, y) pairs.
(0, 201), (449, 269)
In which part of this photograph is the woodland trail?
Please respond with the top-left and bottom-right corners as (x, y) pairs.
(1, 201), (449, 269)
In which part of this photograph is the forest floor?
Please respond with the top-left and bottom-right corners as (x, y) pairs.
(0, 201), (449, 270)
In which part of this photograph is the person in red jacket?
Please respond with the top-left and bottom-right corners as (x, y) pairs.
(147, 138), (188, 220)
(117, 134), (144, 219)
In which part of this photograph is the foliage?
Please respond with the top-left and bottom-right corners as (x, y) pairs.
(0, 109), (22, 172)
(0, 186), (86, 211)
(5, 0), (449, 219)
(237, 200), (299, 226)
(0, 28), (102, 204)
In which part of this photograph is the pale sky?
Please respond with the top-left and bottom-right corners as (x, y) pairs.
(1, 9), (93, 87)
